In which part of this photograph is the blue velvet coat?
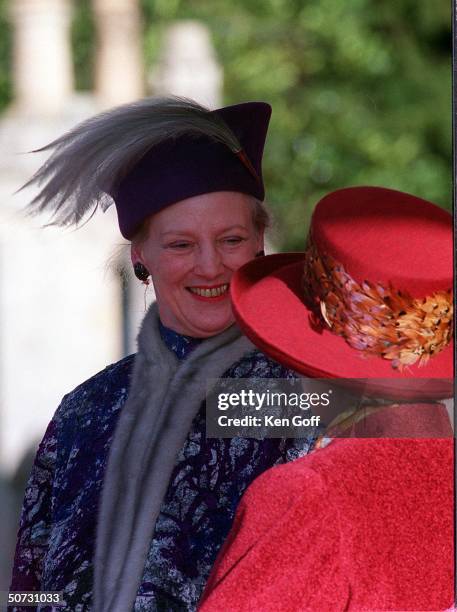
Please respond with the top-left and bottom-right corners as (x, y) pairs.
(10, 328), (317, 611)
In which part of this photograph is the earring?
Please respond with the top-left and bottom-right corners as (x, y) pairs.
(255, 250), (265, 258)
(134, 262), (150, 284)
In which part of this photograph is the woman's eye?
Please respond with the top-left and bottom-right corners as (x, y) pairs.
(168, 242), (192, 250)
(223, 236), (245, 245)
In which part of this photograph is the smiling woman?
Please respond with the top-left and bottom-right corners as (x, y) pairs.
(9, 97), (317, 612)
(132, 192), (264, 337)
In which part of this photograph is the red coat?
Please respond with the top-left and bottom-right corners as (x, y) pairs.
(200, 404), (454, 611)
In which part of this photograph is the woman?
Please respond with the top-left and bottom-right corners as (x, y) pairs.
(199, 186), (454, 611)
(9, 98), (318, 612)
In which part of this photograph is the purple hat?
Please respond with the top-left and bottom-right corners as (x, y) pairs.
(24, 98), (271, 239)
(112, 102), (272, 239)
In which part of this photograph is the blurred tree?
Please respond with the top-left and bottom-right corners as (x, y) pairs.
(71, 0), (96, 91)
(142, 0), (451, 248)
(0, 0), (451, 248)
(0, 0), (12, 110)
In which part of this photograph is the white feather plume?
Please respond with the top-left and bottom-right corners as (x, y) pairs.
(21, 96), (242, 229)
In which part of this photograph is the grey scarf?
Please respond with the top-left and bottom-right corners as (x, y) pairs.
(93, 302), (255, 612)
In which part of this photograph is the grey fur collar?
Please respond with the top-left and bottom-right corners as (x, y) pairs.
(93, 302), (254, 612)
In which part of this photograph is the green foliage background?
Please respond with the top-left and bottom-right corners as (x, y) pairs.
(0, 0), (451, 249)
(0, 0), (12, 110)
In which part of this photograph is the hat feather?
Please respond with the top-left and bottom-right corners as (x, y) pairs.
(20, 96), (243, 229)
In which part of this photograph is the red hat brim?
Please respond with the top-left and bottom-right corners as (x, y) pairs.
(231, 253), (453, 400)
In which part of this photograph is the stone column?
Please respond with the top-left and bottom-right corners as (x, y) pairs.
(122, 19), (224, 350)
(93, 0), (144, 108)
(149, 21), (222, 108)
(10, 0), (74, 116)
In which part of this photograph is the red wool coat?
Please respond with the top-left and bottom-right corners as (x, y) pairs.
(200, 404), (454, 612)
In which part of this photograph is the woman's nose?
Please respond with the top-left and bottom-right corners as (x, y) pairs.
(194, 244), (223, 278)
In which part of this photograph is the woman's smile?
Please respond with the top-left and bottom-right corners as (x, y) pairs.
(187, 283), (230, 300)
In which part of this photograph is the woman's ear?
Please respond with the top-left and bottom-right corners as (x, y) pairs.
(130, 243), (151, 282)
(130, 242), (143, 267)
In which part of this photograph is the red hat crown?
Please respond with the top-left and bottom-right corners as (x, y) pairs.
(311, 186), (451, 297)
(230, 186), (453, 394)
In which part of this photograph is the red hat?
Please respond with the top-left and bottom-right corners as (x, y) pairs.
(231, 186), (453, 399)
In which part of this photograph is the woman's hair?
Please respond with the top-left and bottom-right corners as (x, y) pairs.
(131, 197), (271, 246)
(252, 198), (271, 235)
(21, 96), (247, 230)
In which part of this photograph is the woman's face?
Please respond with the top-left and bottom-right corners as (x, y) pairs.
(131, 191), (264, 337)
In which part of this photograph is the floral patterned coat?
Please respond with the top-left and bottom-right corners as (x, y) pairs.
(10, 328), (317, 611)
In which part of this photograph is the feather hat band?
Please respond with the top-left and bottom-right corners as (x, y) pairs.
(230, 186), (453, 398)
(22, 97), (271, 239)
